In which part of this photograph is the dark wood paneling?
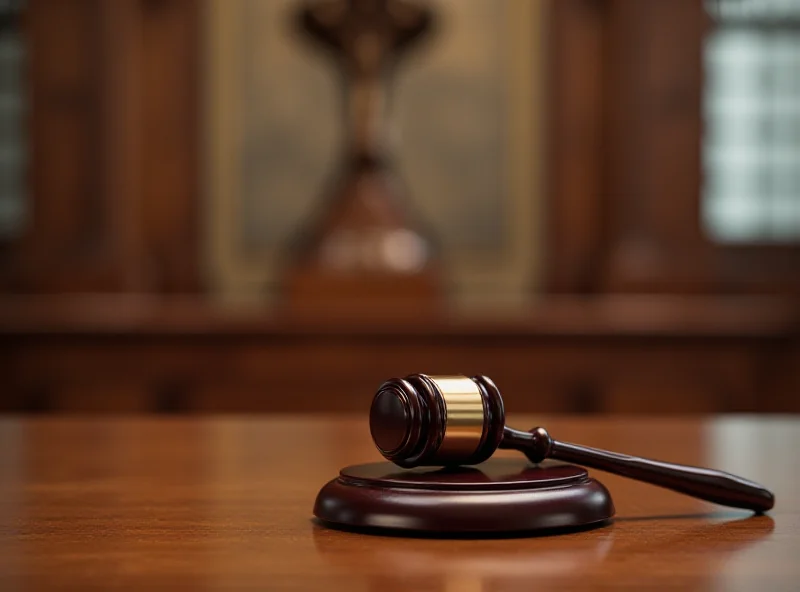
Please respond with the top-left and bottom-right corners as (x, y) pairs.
(0, 0), (111, 290)
(140, 0), (201, 292)
(547, 0), (711, 294)
(0, 0), (201, 292)
(547, 0), (800, 294)
(602, 0), (709, 292)
(3, 332), (797, 414)
(713, 245), (800, 294)
(0, 0), (797, 416)
(1, 295), (797, 414)
(545, 0), (607, 293)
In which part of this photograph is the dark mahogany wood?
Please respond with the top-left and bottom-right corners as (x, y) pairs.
(370, 374), (504, 468)
(314, 459), (614, 535)
(369, 386), (412, 454)
(1, 0), (201, 293)
(369, 374), (776, 513)
(501, 426), (774, 513)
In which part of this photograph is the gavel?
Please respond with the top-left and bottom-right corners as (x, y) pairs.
(369, 374), (775, 513)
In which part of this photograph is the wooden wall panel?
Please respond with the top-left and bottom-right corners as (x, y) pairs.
(601, 0), (709, 292)
(2, 330), (797, 414)
(547, 0), (711, 294)
(547, 0), (800, 294)
(0, 0), (201, 293)
(0, 0), (109, 290)
(545, 0), (607, 293)
(140, 0), (201, 292)
(0, 295), (797, 414)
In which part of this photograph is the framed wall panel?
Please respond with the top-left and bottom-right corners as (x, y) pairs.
(205, 0), (545, 310)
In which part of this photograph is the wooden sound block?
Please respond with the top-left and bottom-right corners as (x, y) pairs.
(314, 458), (615, 536)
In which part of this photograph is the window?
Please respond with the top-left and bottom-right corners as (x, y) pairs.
(703, 0), (800, 243)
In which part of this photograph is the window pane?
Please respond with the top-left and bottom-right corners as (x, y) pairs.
(703, 0), (800, 243)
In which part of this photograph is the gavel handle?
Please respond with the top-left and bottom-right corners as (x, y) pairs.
(501, 427), (775, 513)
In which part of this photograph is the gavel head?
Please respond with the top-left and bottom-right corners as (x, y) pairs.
(369, 374), (505, 468)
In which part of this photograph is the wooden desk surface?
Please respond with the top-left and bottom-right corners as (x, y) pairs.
(0, 415), (797, 590)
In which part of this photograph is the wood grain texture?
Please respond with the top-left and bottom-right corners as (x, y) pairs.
(4, 0), (797, 304)
(316, 460), (614, 533)
(0, 0), (200, 293)
(0, 415), (796, 589)
(0, 294), (797, 414)
(546, 0), (800, 294)
(545, 0), (607, 293)
(602, 0), (709, 292)
(139, 0), (201, 292)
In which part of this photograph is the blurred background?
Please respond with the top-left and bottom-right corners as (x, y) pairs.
(0, 0), (797, 414)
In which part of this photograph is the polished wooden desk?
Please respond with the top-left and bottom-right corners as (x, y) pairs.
(0, 415), (797, 590)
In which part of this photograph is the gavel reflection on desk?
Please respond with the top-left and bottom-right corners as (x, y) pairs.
(369, 374), (774, 513)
